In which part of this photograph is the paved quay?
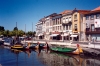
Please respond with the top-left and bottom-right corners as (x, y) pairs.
(21, 40), (100, 49)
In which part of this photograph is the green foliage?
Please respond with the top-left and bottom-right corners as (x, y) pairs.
(0, 26), (36, 37)
(0, 26), (5, 31)
(26, 31), (36, 37)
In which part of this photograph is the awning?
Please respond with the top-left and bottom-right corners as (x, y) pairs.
(50, 34), (59, 37)
(38, 34), (43, 36)
(61, 33), (69, 36)
(70, 35), (78, 37)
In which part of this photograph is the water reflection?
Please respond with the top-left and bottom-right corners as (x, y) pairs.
(0, 46), (45, 66)
(37, 49), (100, 66)
(1, 46), (100, 66)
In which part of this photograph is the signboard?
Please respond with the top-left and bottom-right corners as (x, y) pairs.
(94, 19), (100, 28)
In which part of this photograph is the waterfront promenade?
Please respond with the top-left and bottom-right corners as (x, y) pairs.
(21, 39), (100, 49)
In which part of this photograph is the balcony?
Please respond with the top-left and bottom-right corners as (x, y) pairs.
(73, 28), (78, 33)
(62, 20), (72, 25)
(85, 28), (100, 34)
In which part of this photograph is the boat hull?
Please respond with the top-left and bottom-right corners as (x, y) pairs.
(11, 44), (24, 50)
(50, 47), (83, 55)
(11, 47), (24, 50)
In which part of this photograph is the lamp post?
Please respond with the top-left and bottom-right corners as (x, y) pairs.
(16, 22), (17, 38)
(62, 32), (64, 42)
(62, 26), (64, 42)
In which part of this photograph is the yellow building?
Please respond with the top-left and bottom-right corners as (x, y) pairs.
(71, 8), (90, 41)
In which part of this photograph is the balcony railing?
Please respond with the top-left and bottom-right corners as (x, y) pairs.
(85, 28), (100, 34)
(62, 21), (72, 25)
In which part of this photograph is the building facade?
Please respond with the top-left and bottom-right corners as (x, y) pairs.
(72, 9), (90, 41)
(36, 21), (43, 39)
(44, 13), (58, 40)
(35, 6), (100, 42)
(84, 6), (100, 42)
(50, 14), (62, 40)
(61, 10), (72, 41)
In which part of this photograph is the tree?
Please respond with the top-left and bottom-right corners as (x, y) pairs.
(0, 26), (5, 31)
(13, 27), (18, 31)
(33, 31), (36, 37)
(26, 31), (36, 37)
(17, 30), (24, 36)
(3, 30), (9, 36)
(26, 31), (33, 36)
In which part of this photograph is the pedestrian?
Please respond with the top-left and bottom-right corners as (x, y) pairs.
(92, 37), (94, 43)
(95, 37), (97, 42)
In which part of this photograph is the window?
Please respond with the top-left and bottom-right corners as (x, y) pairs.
(58, 26), (59, 30)
(74, 20), (77, 22)
(74, 24), (77, 31)
(58, 18), (59, 24)
(60, 26), (61, 30)
(91, 24), (95, 31)
(60, 18), (62, 24)
(90, 15), (94, 19)
(86, 16), (89, 20)
(96, 14), (100, 19)
(66, 18), (68, 22)
(63, 18), (65, 20)
(69, 17), (71, 21)
(74, 14), (77, 19)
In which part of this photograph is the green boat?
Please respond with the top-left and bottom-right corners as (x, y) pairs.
(50, 44), (83, 55)
(51, 47), (75, 52)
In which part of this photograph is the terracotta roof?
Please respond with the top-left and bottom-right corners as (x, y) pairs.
(77, 10), (91, 14)
(92, 6), (100, 11)
(84, 10), (100, 15)
(60, 10), (72, 15)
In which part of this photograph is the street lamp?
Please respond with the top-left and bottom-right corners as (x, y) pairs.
(62, 32), (64, 42)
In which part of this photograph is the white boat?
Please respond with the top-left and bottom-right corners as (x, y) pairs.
(4, 38), (12, 46)
(0, 38), (5, 45)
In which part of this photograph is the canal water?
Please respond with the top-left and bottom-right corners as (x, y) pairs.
(0, 46), (100, 66)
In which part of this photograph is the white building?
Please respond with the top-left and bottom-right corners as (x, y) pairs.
(36, 21), (43, 39)
(61, 10), (72, 41)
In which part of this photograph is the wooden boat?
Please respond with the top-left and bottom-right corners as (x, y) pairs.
(42, 42), (49, 49)
(27, 42), (49, 50)
(23, 42), (31, 50)
(11, 42), (24, 50)
(29, 42), (40, 49)
(11, 44), (24, 50)
(50, 44), (83, 55)
(37, 42), (49, 49)
(35, 42), (40, 49)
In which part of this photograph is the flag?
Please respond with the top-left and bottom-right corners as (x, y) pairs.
(94, 19), (100, 28)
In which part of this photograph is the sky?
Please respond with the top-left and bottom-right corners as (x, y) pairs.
(0, 0), (100, 32)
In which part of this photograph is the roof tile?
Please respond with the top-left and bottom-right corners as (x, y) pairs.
(92, 6), (100, 11)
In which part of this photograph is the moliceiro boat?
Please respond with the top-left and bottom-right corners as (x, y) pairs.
(50, 44), (83, 55)
(29, 42), (40, 49)
(11, 42), (24, 50)
(39, 42), (49, 49)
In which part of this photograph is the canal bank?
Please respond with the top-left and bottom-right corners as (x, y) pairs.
(21, 40), (100, 56)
